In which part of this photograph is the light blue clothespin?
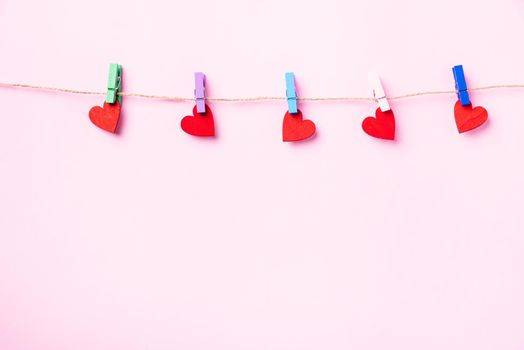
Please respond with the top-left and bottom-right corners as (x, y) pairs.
(106, 63), (122, 104)
(285, 72), (298, 114)
(452, 65), (471, 106)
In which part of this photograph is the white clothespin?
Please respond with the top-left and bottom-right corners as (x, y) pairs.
(369, 73), (390, 112)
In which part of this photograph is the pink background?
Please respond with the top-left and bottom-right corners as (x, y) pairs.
(1, 0), (524, 349)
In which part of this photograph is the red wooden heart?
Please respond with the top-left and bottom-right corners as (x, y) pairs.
(362, 108), (395, 140)
(89, 101), (121, 133)
(282, 109), (316, 142)
(454, 100), (488, 133)
(181, 104), (215, 137)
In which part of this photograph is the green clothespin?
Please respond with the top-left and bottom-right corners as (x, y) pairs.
(106, 63), (122, 104)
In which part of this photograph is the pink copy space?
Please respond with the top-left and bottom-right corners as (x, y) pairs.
(1, 1), (524, 350)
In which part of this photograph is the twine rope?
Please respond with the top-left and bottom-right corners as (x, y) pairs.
(1, 82), (524, 103)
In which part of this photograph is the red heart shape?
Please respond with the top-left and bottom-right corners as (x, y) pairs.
(89, 101), (121, 133)
(181, 104), (215, 137)
(362, 108), (395, 140)
(454, 100), (488, 133)
(282, 109), (316, 142)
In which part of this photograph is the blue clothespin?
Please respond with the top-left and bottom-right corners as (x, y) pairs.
(195, 72), (206, 113)
(106, 63), (122, 104)
(452, 65), (471, 106)
(285, 72), (298, 114)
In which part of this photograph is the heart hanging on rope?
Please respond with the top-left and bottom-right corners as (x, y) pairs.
(181, 104), (215, 137)
(282, 109), (316, 142)
(89, 101), (121, 133)
(362, 108), (395, 140)
(453, 100), (488, 133)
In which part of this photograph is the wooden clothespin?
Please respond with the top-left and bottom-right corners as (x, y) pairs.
(452, 65), (471, 106)
(369, 73), (390, 112)
(194, 72), (206, 113)
(285, 72), (298, 114)
(106, 63), (122, 104)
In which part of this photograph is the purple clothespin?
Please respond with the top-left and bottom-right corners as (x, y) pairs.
(194, 72), (206, 113)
